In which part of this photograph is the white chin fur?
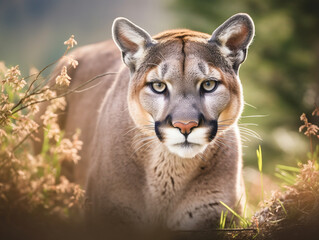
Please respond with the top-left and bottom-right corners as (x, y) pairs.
(166, 144), (207, 158)
(162, 127), (209, 158)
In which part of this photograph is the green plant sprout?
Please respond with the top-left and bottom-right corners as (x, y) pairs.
(220, 201), (251, 228)
(256, 145), (263, 201)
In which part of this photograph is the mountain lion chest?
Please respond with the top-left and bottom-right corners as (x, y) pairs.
(143, 147), (203, 223)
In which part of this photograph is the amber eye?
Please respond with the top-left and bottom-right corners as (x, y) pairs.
(151, 82), (167, 93)
(201, 80), (218, 92)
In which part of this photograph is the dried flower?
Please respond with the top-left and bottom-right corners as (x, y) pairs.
(22, 95), (40, 114)
(51, 97), (66, 111)
(299, 113), (319, 138)
(0, 100), (14, 126)
(2, 65), (26, 90)
(55, 66), (71, 86)
(12, 117), (39, 140)
(64, 35), (77, 48)
(64, 55), (79, 69)
(312, 107), (319, 117)
(0, 61), (7, 74)
(29, 66), (39, 76)
(56, 132), (82, 164)
(41, 109), (58, 126)
(0, 37), (85, 223)
(47, 122), (61, 142)
(40, 87), (57, 101)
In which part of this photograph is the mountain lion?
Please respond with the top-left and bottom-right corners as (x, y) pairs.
(43, 13), (255, 230)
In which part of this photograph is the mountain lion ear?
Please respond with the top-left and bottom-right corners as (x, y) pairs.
(112, 17), (155, 71)
(209, 13), (255, 73)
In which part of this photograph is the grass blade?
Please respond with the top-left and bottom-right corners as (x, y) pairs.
(220, 201), (250, 227)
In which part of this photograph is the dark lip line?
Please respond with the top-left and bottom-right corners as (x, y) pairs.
(173, 142), (201, 147)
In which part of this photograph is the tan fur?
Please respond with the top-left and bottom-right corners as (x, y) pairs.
(36, 14), (254, 230)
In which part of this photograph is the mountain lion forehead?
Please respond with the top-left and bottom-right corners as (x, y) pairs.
(153, 29), (211, 41)
(142, 42), (232, 75)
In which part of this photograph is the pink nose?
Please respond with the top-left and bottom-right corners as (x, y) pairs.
(173, 121), (199, 135)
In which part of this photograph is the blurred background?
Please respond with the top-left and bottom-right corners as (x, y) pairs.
(1, 0), (318, 204)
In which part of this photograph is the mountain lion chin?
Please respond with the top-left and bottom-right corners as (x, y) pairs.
(166, 142), (207, 159)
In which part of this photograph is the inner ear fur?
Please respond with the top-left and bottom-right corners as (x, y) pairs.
(209, 13), (255, 72)
(112, 17), (155, 70)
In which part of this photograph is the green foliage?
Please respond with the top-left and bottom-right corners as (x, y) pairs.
(275, 164), (299, 185)
(257, 145), (262, 173)
(219, 210), (228, 229)
(256, 145), (264, 201)
(171, 0), (318, 172)
(220, 201), (251, 228)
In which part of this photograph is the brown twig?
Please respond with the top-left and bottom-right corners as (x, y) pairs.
(11, 47), (71, 112)
(11, 72), (118, 115)
(12, 127), (40, 152)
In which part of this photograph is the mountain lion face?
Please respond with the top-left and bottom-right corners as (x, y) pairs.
(113, 14), (254, 158)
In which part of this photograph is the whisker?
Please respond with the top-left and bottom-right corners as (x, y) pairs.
(213, 139), (230, 149)
(238, 123), (258, 126)
(196, 153), (207, 162)
(130, 139), (158, 157)
(239, 127), (262, 140)
(132, 136), (157, 148)
(218, 124), (231, 127)
(240, 114), (268, 119)
(218, 118), (235, 123)
(240, 135), (251, 142)
(123, 124), (154, 136)
(244, 101), (257, 109)
(239, 130), (261, 140)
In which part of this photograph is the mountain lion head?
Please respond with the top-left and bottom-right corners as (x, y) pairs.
(112, 14), (254, 158)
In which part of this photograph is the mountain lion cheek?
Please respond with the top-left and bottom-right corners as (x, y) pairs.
(127, 94), (154, 134)
(218, 95), (242, 128)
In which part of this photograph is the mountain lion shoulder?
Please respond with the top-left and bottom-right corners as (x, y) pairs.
(44, 13), (255, 230)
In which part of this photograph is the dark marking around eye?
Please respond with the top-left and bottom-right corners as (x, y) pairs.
(198, 62), (206, 75)
(188, 212), (193, 218)
(161, 63), (168, 78)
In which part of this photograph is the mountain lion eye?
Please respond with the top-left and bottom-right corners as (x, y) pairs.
(151, 82), (167, 93)
(201, 80), (218, 92)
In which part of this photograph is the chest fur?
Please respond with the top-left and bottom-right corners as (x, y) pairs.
(144, 147), (202, 222)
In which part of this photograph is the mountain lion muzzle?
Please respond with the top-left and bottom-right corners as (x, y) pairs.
(39, 13), (255, 230)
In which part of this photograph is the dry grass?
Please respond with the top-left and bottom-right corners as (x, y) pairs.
(0, 36), (84, 229)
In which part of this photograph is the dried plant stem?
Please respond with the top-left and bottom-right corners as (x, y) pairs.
(11, 72), (118, 115)
(11, 47), (71, 112)
(310, 136), (314, 161)
(12, 127), (40, 152)
(27, 47), (70, 94)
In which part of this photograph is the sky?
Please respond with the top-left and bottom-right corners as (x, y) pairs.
(0, 0), (177, 71)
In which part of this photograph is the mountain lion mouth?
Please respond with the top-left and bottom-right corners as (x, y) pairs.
(174, 141), (201, 148)
(153, 118), (219, 158)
